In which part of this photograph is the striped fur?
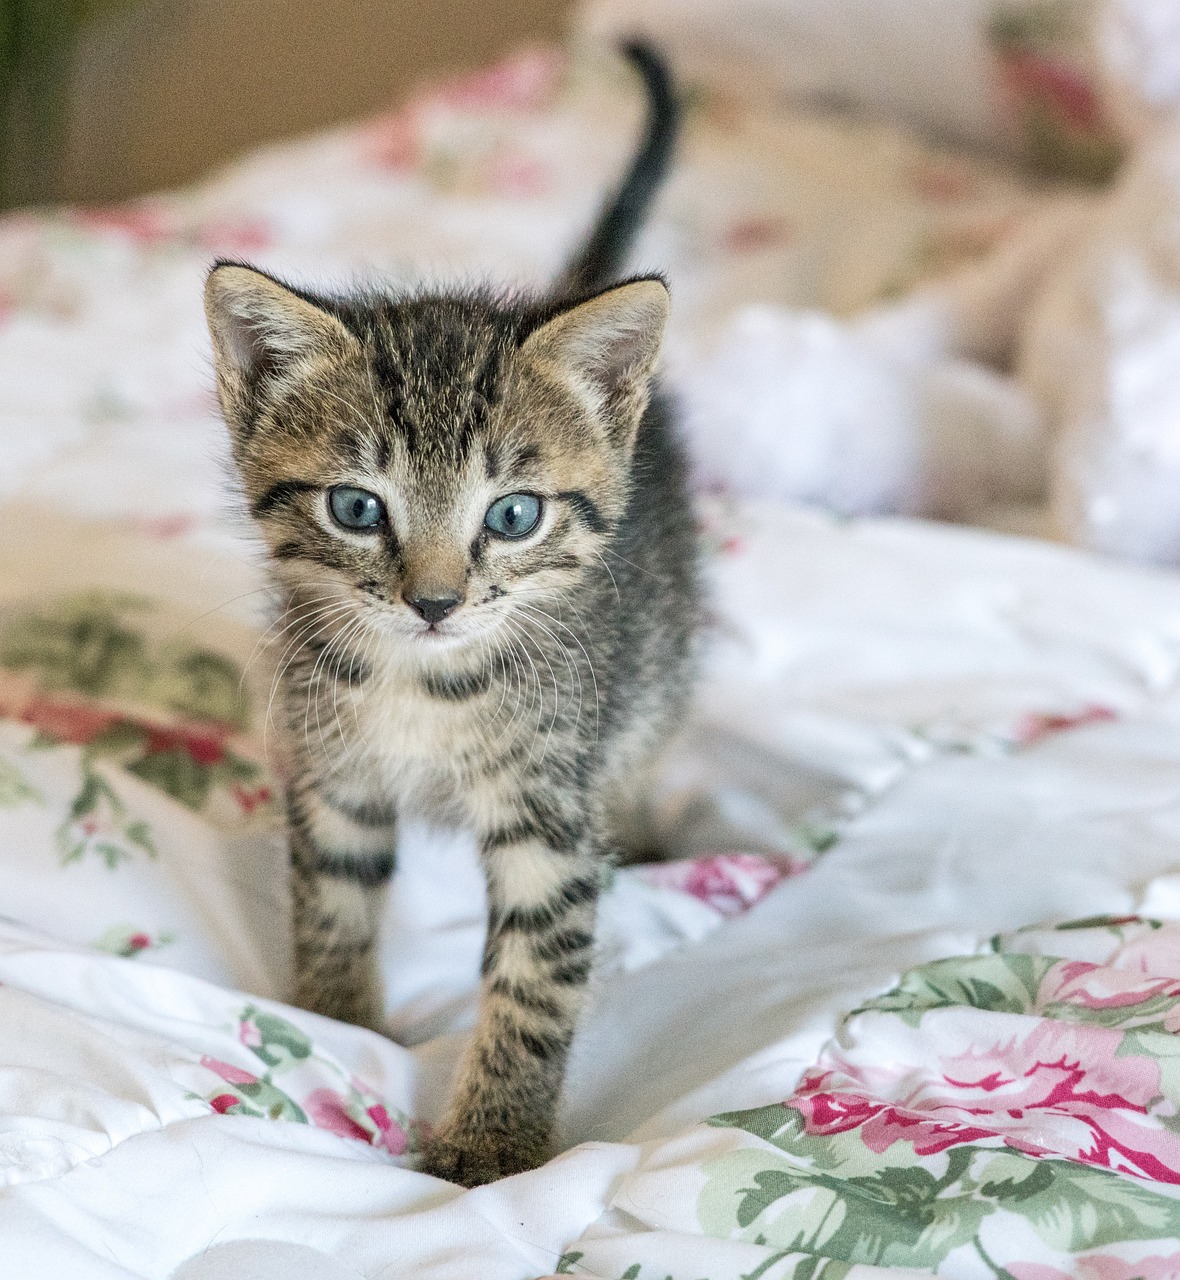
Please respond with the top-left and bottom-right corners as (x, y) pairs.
(203, 46), (698, 1186)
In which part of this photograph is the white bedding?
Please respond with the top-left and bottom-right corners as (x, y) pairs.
(7, 35), (1180, 1280)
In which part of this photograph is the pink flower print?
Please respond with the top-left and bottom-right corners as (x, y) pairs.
(231, 783), (274, 816)
(485, 154), (549, 198)
(364, 48), (559, 174)
(790, 1071), (995, 1156)
(134, 513), (198, 541)
(1012, 1255), (1180, 1280)
(428, 47), (561, 113)
(12, 694), (120, 747)
(857, 1104), (997, 1156)
(1011, 704), (1117, 748)
(901, 1019), (1180, 1182)
(795, 1015), (1180, 1180)
(722, 216), (793, 255)
(194, 218), (272, 254)
(366, 1103), (409, 1156)
(636, 853), (807, 917)
(997, 50), (1102, 132)
(1079, 1254), (1180, 1280)
(73, 203), (178, 245)
(96, 924), (172, 958)
(238, 1019), (262, 1049)
(364, 109), (420, 172)
(200, 1055), (259, 1087)
(1113, 925), (1180, 982)
(1038, 959), (1180, 1016)
(908, 160), (978, 203)
(209, 1093), (242, 1114)
(303, 1088), (371, 1143)
(1009, 1267), (1077, 1280)
(144, 724), (227, 767)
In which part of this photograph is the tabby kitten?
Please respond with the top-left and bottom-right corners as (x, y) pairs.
(203, 43), (697, 1186)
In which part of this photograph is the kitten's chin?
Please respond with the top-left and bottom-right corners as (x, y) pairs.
(410, 626), (469, 650)
(398, 616), (490, 656)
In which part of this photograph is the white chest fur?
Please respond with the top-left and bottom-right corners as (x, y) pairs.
(306, 659), (495, 823)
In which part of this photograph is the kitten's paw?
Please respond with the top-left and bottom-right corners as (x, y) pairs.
(417, 1130), (545, 1187)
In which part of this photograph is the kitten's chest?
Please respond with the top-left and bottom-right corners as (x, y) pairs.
(337, 671), (492, 817)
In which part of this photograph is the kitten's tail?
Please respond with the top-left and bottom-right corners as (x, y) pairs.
(561, 40), (680, 297)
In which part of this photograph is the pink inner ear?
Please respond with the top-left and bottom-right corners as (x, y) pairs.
(595, 324), (656, 383)
(206, 266), (356, 387)
(220, 312), (280, 383)
(529, 280), (669, 403)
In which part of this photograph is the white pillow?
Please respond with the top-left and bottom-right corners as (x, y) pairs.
(579, 0), (1124, 179)
(1020, 119), (1180, 562)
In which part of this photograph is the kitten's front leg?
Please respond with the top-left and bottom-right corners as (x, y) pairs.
(419, 809), (601, 1186)
(287, 781), (397, 1031)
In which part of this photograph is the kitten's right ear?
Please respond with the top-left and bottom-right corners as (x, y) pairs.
(204, 263), (359, 436)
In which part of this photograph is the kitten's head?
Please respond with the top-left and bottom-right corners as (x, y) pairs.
(204, 264), (668, 659)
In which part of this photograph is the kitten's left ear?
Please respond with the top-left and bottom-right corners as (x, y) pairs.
(521, 278), (669, 449)
(204, 262), (361, 439)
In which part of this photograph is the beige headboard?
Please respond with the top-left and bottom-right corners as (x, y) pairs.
(58, 0), (573, 204)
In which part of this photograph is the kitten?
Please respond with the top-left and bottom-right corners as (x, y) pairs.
(203, 43), (698, 1186)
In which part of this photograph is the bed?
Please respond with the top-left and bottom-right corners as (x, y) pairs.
(8, 16), (1180, 1279)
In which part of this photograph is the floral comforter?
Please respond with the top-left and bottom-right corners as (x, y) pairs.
(8, 31), (1180, 1280)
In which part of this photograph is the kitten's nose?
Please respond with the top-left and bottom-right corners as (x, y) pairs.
(403, 590), (464, 625)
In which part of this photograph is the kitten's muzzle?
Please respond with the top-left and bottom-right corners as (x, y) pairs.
(403, 590), (464, 625)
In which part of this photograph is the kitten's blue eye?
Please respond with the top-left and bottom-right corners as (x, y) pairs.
(485, 493), (542, 539)
(329, 486), (384, 531)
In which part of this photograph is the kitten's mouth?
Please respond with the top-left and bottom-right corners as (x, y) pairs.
(411, 618), (469, 647)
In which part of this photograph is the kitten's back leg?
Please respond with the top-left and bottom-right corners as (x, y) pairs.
(603, 758), (667, 866)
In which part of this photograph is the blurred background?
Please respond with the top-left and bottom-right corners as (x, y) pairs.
(0, 0), (574, 207)
(7, 0), (1180, 566)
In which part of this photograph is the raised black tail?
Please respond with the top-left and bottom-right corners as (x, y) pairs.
(561, 41), (681, 297)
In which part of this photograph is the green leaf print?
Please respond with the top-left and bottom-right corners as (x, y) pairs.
(1052, 915), (1156, 933)
(711, 1104), (807, 1148)
(241, 1005), (314, 1072)
(700, 920), (1180, 1275)
(124, 819), (155, 854)
(0, 593), (273, 819)
(1012, 1160), (1180, 1251)
(783, 1259), (849, 1280)
(0, 591), (252, 727)
(852, 953), (1055, 1021)
(976, 1152), (1056, 1202)
(126, 746), (213, 810)
(214, 1078), (308, 1124)
(56, 762), (156, 867)
(814, 1151), (991, 1269)
(0, 753), (41, 807)
(737, 1169), (808, 1229)
(702, 1110), (1180, 1270)
(160, 648), (248, 730)
(86, 720), (150, 758)
(236, 1078), (309, 1123)
(700, 1145), (995, 1269)
(0, 593), (151, 698)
